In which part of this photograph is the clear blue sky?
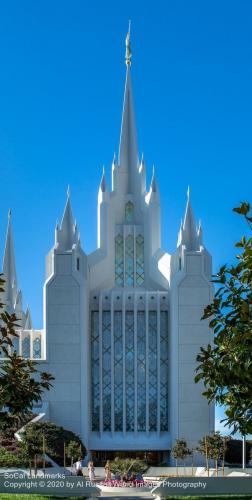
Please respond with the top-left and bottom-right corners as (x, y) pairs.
(0, 1), (251, 435)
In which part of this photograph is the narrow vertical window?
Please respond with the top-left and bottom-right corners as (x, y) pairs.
(125, 311), (134, 431)
(77, 257), (80, 271)
(137, 311), (146, 431)
(149, 311), (157, 431)
(115, 234), (124, 286)
(12, 336), (19, 355)
(125, 201), (134, 223)
(33, 337), (41, 359)
(160, 311), (169, 431)
(136, 234), (144, 286)
(102, 311), (111, 431)
(125, 234), (134, 286)
(114, 311), (123, 431)
(22, 335), (30, 358)
(91, 311), (100, 431)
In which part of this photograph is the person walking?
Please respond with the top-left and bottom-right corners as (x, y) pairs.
(104, 460), (111, 480)
(75, 457), (83, 476)
(88, 460), (95, 482)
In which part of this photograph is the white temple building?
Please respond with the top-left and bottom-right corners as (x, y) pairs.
(1, 29), (214, 464)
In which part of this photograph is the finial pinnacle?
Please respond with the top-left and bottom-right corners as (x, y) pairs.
(8, 209), (12, 220)
(125, 21), (132, 66)
(187, 185), (190, 199)
(67, 185), (71, 198)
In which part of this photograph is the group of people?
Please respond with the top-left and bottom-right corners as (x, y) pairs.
(75, 459), (112, 481)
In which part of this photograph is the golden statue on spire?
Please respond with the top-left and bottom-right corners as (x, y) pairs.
(125, 20), (132, 66)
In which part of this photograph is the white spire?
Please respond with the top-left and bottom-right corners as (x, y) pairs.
(24, 305), (33, 330)
(118, 25), (139, 192)
(181, 188), (199, 251)
(2, 210), (18, 309)
(57, 188), (78, 250)
(99, 166), (107, 193)
(150, 166), (158, 193)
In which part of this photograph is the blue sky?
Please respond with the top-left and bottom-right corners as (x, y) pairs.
(0, 1), (252, 436)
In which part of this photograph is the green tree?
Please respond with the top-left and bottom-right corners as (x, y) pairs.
(196, 435), (211, 474)
(207, 432), (225, 476)
(0, 277), (54, 428)
(110, 457), (147, 480)
(171, 439), (191, 476)
(0, 351), (54, 423)
(20, 425), (43, 476)
(21, 422), (85, 466)
(66, 440), (81, 469)
(195, 202), (252, 436)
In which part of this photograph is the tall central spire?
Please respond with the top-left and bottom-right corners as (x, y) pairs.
(118, 23), (139, 192)
(2, 210), (18, 308)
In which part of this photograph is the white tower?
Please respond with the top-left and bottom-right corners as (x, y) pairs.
(170, 189), (215, 456)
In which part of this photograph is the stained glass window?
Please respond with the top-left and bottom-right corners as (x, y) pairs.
(149, 311), (157, 431)
(136, 234), (144, 286)
(115, 234), (124, 286)
(137, 311), (146, 431)
(125, 201), (134, 223)
(114, 311), (123, 431)
(102, 311), (111, 431)
(12, 335), (20, 355)
(33, 337), (41, 359)
(91, 311), (100, 431)
(22, 336), (30, 358)
(125, 235), (134, 286)
(160, 311), (168, 431)
(125, 311), (134, 431)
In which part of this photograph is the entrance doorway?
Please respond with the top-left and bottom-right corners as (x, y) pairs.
(91, 450), (169, 466)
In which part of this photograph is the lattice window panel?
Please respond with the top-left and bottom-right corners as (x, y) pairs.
(160, 311), (169, 431)
(136, 234), (144, 286)
(115, 234), (124, 286)
(22, 336), (30, 358)
(114, 311), (123, 431)
(125, 235), (134, 286)
(125, 311), (134, 431)
(33, 337), (41, 359)
(137, 311), (146, 431)
(91, 311), (100, 431)
(102, 311), (111, 431)
(149, 311), (157, 431)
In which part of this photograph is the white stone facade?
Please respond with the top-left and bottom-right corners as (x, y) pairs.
(0, 34), (214, 462)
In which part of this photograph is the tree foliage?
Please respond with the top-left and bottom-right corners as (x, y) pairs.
(0, 277), (54, 426)
(21, 422), (85, 466)
(0, 352), (54, 420)
(195, 202), (252, 435)
(109, 457), (148, 479)
(171, 439), (191, 462)
(66, 440), (81, 466)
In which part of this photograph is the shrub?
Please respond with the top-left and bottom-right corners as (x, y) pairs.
(21, 422), (86, 466)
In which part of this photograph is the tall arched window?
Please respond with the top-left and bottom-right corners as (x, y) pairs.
(115, 234), (124, 286)
(125, 201), (134, 223)
(125, 234), (134, 286)
(136, 234), (144, 285)
(22, 336), (30, 358)
(33, 337), (41, 359)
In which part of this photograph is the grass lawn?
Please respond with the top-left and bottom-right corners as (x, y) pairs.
(0, 496), (251, 500)
(0, 496), (86, 499)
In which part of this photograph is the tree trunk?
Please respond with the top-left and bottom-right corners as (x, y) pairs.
(29, 460), (32, 477)
(215, 459), (218, 476)
(71, 457), (73, 475)
(205, 436), (209, 477)
(176, 459), (178, 477)
(34, 454), (37, 478)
